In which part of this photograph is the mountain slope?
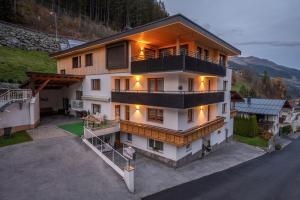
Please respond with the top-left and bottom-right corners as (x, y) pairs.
(229, 56), (300, 98)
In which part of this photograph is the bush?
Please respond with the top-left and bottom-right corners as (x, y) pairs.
(275, 144), (282, 150)
(280, 125), (292, 136)
(234, 115), (259, 137)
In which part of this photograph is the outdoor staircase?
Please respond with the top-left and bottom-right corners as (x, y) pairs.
(0, 89), (32, 112)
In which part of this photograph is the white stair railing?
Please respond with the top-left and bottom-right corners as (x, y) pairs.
(0, 89), (32, 105)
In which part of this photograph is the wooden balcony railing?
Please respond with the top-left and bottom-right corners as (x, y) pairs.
(230, 110), (237, 118)
(120, 117), (225, 147)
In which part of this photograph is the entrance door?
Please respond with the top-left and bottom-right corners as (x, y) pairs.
(62, 98), (69, 114)
(115, 132), (121, 148)
(115, 105), (120, 120)
(115, 79), (121, 91)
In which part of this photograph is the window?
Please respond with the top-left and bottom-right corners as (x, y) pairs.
(72, 56), (81, 68)
(115, 79), (120, 91)
(204, 49), (209, 61)
(125, 105), (130, 120)
(223, 80), (228, 91)
(92, 104), (101, 114)
(188, 109), (194, 123)
(196, 47), (202, 59)
(222, 103), (227, 114)
(159, 47), (176, 57)
(115, 105), (120, 120)
(180, 44), (188, 55)
(188, 78), (194, 92)
(106, 41), (128, 69)
(125, 79), (130, 91)
(76, 91), (83, 100)
(85, 53), (93, 66)
(91, 79), (100, 90)
(147, 108), (163, 123)
(219, 54), (226, 66)
(148, 78), (164, 92)
(186, 143), (192, 152)
(148, 139), (164, 151)
(60, 69), (66, 74)
(127, 133), (132, 142)
(145, 48), (156, 60)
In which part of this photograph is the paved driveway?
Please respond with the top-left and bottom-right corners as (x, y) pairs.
(134, 141), (264, 198)
(144, 137), (300, 200)
(0, 136), (136, 200)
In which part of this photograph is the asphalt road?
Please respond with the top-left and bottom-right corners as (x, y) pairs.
(144, 137), (300, 200)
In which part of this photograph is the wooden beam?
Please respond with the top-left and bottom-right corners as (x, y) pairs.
(35, 79), (50, 95)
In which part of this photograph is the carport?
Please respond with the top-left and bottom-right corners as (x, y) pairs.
(24, 72), (84, 117)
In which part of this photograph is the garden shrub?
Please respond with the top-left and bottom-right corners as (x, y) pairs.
(275, 144), (282, 150)
(280, 125), (292, 136)
(234, 115), (259, 137)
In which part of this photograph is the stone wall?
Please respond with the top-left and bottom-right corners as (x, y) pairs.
(0, 21), (69, 52)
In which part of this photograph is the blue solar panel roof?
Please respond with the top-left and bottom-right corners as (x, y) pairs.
(235, 98), (286, 116)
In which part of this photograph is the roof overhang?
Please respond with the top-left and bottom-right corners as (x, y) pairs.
(24, 72), (84, 93)
(50, 14), (241, 59)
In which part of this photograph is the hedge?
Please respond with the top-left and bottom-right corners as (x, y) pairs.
(234, 115), (259, 137)
(280, 125), (292, 135)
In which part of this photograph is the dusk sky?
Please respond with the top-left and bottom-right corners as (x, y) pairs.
(162, 0), (300, 69)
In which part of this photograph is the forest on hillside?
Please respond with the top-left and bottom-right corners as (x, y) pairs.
(1, 0), (168, 39)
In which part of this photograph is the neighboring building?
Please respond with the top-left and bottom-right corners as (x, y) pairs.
(1, 14), (241, 167)
(235, 98), (291, 135)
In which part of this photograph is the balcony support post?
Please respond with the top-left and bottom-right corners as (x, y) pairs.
(176, 36), (180, 55)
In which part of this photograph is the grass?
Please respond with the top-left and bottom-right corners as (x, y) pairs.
(234, 134), (268, 148)
(58, 121), (84, 137)
(0, 131), (33, 147)
(0, 46), (56, 83)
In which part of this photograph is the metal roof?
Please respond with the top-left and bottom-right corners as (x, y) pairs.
(235, 98), (288, 116)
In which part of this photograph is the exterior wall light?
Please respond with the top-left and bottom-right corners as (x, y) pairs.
(135, 105), (140, 111)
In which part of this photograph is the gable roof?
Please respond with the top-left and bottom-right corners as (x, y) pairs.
(50, 14), (241, 58)
(235, 98), (291, 116)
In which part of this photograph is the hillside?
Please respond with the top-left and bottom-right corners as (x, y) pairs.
(0, 46), (55, 83)
(229, 56), (300, 99)
(1, 0), (168, 40)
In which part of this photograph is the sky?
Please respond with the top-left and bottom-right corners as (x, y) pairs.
(162, 0), (300, 69)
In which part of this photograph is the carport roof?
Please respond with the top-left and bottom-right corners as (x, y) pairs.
(25, 72), (84, 93)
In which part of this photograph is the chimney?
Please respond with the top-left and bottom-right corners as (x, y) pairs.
(247, 97), (251, 105)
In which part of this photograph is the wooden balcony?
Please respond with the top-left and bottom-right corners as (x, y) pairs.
(230, 110), (237, 118)
(120, 117), (225, 147)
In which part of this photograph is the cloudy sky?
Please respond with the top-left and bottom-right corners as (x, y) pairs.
(162, 0), (300, 69)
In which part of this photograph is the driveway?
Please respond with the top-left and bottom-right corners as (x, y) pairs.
(144, 137), (300, 200)
(28, 115), (81, 140)
(0, 136), (136, 200)
(134, 141), (264, 197)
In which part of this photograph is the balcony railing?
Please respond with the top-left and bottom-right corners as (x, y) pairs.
(71, 100), (84, 111)
(131, 51), (226, 76)
(230, 110), (237, 118)
(120, 117), (225, 147)
(111, 90), (224, 109)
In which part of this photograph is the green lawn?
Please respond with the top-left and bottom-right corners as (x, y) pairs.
(0, 131), (33, 147)
(234, 134), (268, 148)
(0, 46), (56, 83)
(58, 121), (84, 137)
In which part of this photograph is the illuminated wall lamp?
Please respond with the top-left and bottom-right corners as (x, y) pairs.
(135, 105), (140, 111)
